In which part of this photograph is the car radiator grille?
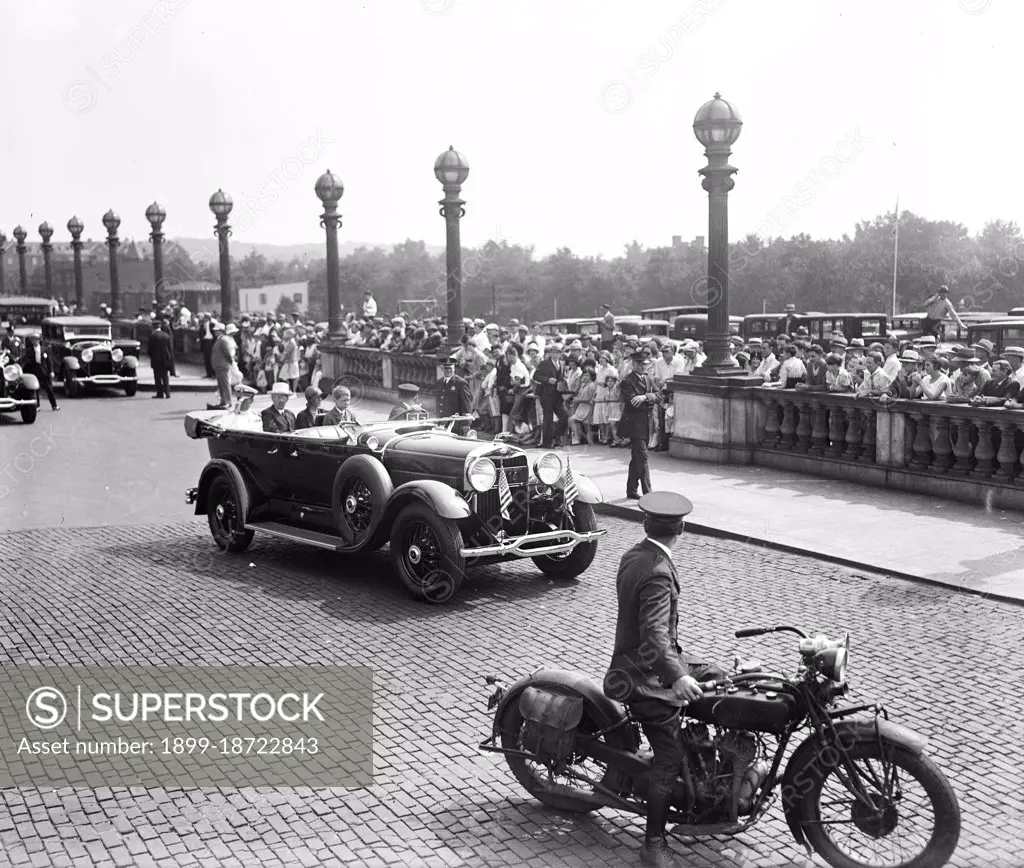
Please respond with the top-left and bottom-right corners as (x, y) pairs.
(474, 455), (529, 538)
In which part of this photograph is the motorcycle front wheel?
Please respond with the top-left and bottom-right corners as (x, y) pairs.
(799, 741), (960, 868)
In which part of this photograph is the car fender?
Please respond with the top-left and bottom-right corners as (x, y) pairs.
(122, 354), (138, 371)
(19, 373), (39, 391)
(194, 459), (255, 521)
(492, 668), (638, 751)
(387, 480), (473, 520)
(780, 716), (928, 848)
(554, 472), (603, 503)
(63, 357), (81, 373)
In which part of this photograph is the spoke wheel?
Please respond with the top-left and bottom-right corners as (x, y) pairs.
(340, 479), (374, 542)
(389, 504), (464, 604)
(799, 741), (960, 868)
(207, 477), (254, 553)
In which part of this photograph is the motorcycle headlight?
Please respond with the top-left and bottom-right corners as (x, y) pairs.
(467, 456), (497, 492)
(816, 635), (850, 682)
(534, 452), (563, 485)
(3, 364), (22, 383)
(112, 348), (124, 362)
(81, 348), (94, 363)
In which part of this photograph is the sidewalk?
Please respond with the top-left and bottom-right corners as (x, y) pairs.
(349, 398), (1024, 604)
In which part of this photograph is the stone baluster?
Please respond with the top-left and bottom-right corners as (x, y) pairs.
(809, 404), (829, 456)
(993, 420), (1020, 483)
(761, 397), (781, 447)
(842, 407), (862, 459)
(858, 409), (876, 463)
(949, 418), (974, 476)
(794, 401), (812, 453)
(971, 419), (996, 479)
(929, 416), (954, 473)
(778, 397), (797, 450)
(907, 412), (933, 470)
(826, 406), (846, 457)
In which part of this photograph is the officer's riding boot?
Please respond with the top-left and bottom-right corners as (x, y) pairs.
(640, 783), (681, 867)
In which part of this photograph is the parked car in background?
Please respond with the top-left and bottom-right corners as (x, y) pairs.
(0, 346), (39, 424)
(617, 317), (673, 339)
(536, 318), (601, 339)
(184, 404), (607, 604)
(672, 313), (744, 342)
(0, 296), (59, 327)
(889, 313), (925, 342)
(641, 304), (709, 320)
(965, 319), (1024, 355)
(42, 316), (140, 398)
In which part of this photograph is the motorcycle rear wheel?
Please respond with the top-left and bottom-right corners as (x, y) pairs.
(799, 741), (960, 868)
(498, 702), (621, 814)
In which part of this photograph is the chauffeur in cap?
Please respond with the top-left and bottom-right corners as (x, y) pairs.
(389, 383), (428, 421)
(604, 492), (729, 867)
(437, 357), (473, 436)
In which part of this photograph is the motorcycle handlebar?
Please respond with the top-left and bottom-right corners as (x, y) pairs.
(734, 625), (809, 639)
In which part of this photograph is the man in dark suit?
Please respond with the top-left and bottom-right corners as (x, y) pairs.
(603, 492), (728, 868)
(261, 382), (297, 432)
(389, 383), (428, 421)
(619, 351), (661, 499)
(147, 320), (174, 399)
(775, 303), (802, 336)
(436, 357), (473, 436)
(532, 344), (570, 448)
(199, 313), (217, 378)
(20, 335), (59, 411)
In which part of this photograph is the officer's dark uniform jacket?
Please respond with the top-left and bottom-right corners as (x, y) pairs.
(603, 539), (703, 707)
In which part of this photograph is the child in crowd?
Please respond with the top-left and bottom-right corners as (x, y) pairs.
(570, 366), (598, 445)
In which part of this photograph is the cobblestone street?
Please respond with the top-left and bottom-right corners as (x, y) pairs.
(1, 512), (1022, 867)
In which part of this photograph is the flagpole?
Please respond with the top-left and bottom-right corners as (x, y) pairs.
(891, 195), (900, 320)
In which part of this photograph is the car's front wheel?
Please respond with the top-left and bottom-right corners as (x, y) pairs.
(207, 476), (254, 553)
(389, 503), (465, 604)
(531, 501), (599, 580)
(20, 404), (38, 424)
(64, 372), (80, 398)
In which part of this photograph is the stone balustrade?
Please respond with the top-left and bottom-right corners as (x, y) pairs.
(318, 343), (442, 403)
(750, 387), (1024, 510)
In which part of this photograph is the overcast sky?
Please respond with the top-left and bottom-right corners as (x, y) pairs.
(0, 0), (1015, 258)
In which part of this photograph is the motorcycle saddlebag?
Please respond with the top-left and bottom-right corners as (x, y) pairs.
(518, 686), (584, 762)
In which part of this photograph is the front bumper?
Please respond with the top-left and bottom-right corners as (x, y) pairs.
(73, 373), (137, 386)
(461, 527), (606, 559)
(0, 396), (36, 412)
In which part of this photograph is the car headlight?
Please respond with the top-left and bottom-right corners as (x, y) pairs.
(112, 348), (124, 362)
(467, 456), (497, 492)
(362, 435), (380, 450)
(3, 364), (22, 383)
(81, 348), (93, 363)
(534, 452), (563, 485)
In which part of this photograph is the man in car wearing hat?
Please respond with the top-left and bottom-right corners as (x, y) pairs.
(437, 356), (473, 436)
(261, 382), (297, 433)
(604, 491), (728, 867)
(389, 383), (428, 421)
(620, 350), (661, 499)
(775, 303), (802, 337)
(921, 285), (965, 338)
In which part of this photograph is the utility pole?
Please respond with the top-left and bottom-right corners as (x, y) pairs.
(492, 282), (497, 321)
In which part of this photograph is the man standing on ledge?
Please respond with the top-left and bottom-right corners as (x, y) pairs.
(921, 285), (966, 339)
(437, 356), (473, 436)
(603, 492), (729, 868)
(600, 303), (616, 352)
(620, 350), (660, 499)
(775, 303), (802, 336)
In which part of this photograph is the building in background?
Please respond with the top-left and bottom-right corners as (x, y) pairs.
(238, 281), (309, 318)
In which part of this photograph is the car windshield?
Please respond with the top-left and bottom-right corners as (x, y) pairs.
(64, 327), (112, 340)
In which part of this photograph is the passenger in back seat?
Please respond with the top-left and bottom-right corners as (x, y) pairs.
(261, 382), (297, 433)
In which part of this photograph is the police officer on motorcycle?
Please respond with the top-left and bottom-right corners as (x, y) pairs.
(603, 491), (729, 867)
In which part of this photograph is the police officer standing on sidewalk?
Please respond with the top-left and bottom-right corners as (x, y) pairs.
(620, 350), (660, 499)
(604, 492), (728, 867)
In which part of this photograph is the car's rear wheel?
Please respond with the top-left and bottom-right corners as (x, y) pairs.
(207, 476), (254, 553)
(64, 372), (80, 398)
(20, 404), (37, 424)
(124, 382), (137, 397)
(531, 502), (598, 580)
(389, 503), (465, 604)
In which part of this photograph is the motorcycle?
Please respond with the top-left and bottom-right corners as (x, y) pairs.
(479, 624), (961, 868)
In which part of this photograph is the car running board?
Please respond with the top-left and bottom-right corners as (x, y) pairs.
(244, 521), (347, 551)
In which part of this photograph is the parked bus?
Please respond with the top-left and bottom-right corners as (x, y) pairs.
(742, 311), (887, 344)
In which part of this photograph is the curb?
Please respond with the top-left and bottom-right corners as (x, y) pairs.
(593, 502), (1024, 608)
(54, 380), (218, 394)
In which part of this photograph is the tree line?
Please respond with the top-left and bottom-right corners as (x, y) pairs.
(212, 211), (1024, 322)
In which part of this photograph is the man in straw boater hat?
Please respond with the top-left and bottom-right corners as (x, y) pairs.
(603, 491), (729, 867)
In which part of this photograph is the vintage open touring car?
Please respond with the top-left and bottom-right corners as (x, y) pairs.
(184, 398), (606, 604)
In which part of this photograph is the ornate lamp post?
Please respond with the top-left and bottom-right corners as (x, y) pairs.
(0, 231), (6, 298)
(314, 170), (345, 339)
(692, 92), (744, 375)
(38, 222), (54, 296)
(102, 209), (122, 317)
(13, 225), (28, 292)
(209, 190), (234, 323)
(434, 145), (470, 356)
(67, 216), (85, 310)
(146, 202), (167, 305)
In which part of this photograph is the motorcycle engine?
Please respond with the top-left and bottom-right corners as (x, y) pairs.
(678, 724), (769, 822)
